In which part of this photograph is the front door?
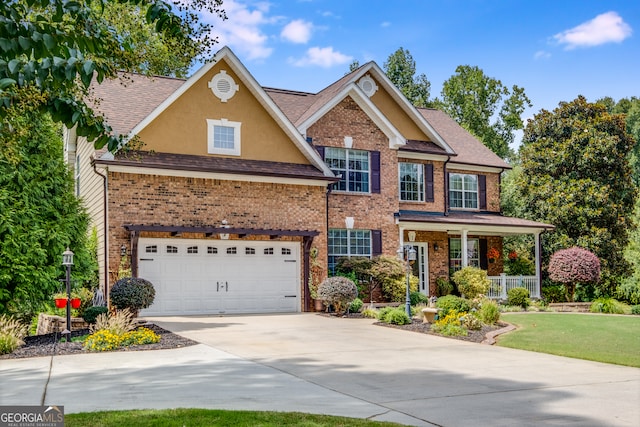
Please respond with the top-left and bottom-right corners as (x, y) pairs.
(411, 243), (429, 295)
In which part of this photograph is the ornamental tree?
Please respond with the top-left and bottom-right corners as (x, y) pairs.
(548, 247), (601, 301)
(515, 96), (636, 294)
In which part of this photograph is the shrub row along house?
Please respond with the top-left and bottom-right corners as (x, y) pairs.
(64, 46), (553, 315)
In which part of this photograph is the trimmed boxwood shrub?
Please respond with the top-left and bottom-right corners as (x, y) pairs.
(435, 295), (470, 317)
(507, 287), (530, 309)
(348, 297), (363, 313)
(318, 276), (357, 314)
(452, 266), (490, 299)
(82, 306), (109, 324)
(110, 277), (156, 315)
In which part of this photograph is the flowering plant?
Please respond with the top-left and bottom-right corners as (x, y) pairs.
(508, 250), (518, 261)
(487, 247), (500, 260)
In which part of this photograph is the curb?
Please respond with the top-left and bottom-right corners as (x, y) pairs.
(481, 322), (516, 345)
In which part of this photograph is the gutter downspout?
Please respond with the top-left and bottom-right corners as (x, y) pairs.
(92, 158), (109, 309)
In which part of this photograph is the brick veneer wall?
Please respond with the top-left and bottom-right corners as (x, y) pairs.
(107, 172), (328, 307)
(308, 97), (401, 254)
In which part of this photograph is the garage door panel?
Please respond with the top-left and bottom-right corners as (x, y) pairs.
(138, 238), (300, 315)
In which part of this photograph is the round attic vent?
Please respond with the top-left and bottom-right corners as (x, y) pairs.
(357, 75), (378, 97)
(208, 70), (239, 102)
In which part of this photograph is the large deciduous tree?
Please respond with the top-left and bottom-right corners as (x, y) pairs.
(438, 65), (531, 159)
(0, 0), (224, 152)
(383, 47), (432, 108)
(0, 88), (95, 315)
(515, 96), (637, 296)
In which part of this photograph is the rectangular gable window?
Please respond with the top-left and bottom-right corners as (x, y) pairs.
(328, 229), (371, 273)
(399, 162), (424, 201)
(449, 173), (478, 209)
(207, 118), (241, 156)
(325, 147), (370, 193)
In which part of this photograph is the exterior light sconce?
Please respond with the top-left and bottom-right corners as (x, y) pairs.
(120, 244), (127, 257)
(345, 217), (355, 229)
(407, 231), (416, 242)
(220, 219), (230, 240)
(433, 243), (439, 252)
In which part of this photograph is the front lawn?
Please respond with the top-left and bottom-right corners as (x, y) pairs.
(498, 313), (640, 367)
(65, 409), (403, 426)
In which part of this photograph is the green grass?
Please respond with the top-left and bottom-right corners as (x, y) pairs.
(498, 313), (640, 367)
(66, 409), (404, 427)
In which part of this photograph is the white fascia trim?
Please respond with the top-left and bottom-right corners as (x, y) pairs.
(298, 83), (405, 149)
(447, 163), (506, 174)
(395, 219), (548, 236)
(101, 164), (331, 187)
(123, 46), (335, 179)
(356, 63), (456, 155)
(397, 151), (450, 162)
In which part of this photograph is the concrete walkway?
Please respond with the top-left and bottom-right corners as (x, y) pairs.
(1, 313), (638, 426)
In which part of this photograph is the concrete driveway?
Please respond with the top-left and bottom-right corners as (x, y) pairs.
(1, 313), (638, 426)
(149, 313), (640, 427)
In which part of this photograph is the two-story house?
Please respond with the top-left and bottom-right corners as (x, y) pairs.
(65, 46), (553, 315)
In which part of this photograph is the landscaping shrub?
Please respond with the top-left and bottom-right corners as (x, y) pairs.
(431, 310), (467, 337)
(361, 307), (378, 318)
(542, 283), (566, 303)
(378, 307), (411, 325)
(616, 280), (640, 305)
(382, 276), (418, 302)
(477, 299), (500, 325)
(507, 287), (530, 309)
(435, 295), (470, 317)
(84, 327), (160, 352)
(0, 314), (27, 355)
(410, 291), (428, 306)
(590, 298), (628, 314)
(461, 313), (483, 331)
(109, 277), (156, 315)
(318, 276), (358, 314)
(452, 267), (490, 299)
(348, 298), (363, 313)
(376, 306), (396, 321)
(631, 305), (640, 315)
(368, 255), (406, 301)
(548, 247), (601, 302)
(91, 309), (137, 335)
(436, 276), (454, 296)
(82, 306), (109, 324)
(120, 328), (161, 346)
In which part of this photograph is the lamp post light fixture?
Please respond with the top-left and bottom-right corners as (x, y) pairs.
(397, 245), (417, 318)
(61, 247), (74, 342)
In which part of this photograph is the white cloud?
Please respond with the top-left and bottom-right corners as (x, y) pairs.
(281, 19), (313, 44)
(534, 50), (551, 60)
(290, 47), (353, 68)
(381, 22), (391, 28)
(201, 0), (276, 60)
(553, 11), (632, 49)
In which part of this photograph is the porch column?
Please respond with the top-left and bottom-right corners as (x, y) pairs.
(461, 229), (468, 267)
(534, 231), (541, 298)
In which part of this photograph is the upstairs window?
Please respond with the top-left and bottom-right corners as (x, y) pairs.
(324, 148), (370, 193)
(207, 118), (241, 156)
(399, 162), (424, 202)
(449, 173), (478, 209)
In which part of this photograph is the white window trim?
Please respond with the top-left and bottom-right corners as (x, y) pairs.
(325, 147), (371, 194)
(399, 162), (425, 202)
(328, 228), (372, 272)
(449, 173), (479, 210)
(207, 118), (241, 156)
(449, 238), (480, 273)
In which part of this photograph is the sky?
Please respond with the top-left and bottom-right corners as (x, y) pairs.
(199, 0), (639, 147)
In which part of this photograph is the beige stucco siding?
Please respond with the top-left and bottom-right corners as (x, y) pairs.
(137, 59), (309, 164)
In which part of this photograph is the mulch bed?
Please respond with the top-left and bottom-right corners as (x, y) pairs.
(0, 324), (198, 360)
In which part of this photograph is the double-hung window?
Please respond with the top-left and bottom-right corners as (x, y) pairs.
(325, 148), (370, 193)
(207, 118), (241, 156)
(449, 238), (480, 273)
(328, 229), (372, 273)
(449, 173), (478, 209)
(399, 162), (424, 202)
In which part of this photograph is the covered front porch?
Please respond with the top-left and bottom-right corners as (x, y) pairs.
(395, 211), (555, 298)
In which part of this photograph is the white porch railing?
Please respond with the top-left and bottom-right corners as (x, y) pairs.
(487, 274), (540, 300)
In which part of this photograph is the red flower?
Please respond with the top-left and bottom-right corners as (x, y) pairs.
(508, 250), (518, 260)
(487, 247), (500, 260)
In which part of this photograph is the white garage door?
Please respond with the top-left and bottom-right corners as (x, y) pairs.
(137, 238), (300, 315)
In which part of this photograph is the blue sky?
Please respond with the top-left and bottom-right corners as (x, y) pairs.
(201, 0), (638, 144)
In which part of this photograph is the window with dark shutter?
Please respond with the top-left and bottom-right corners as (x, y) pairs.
(479, 175), (487, 210)
(479, 238), (488, 270)
(371, 151), (381, 193)
(372, 230), (382, 256)
(425, 163), (434, 202)
(315, 145), (325, 159)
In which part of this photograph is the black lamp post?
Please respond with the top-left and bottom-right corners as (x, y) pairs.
(397, 245), (417, 318)
(62, 247), (74, 342)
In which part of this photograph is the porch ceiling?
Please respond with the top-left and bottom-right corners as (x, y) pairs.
(395, 210), (554, 236)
